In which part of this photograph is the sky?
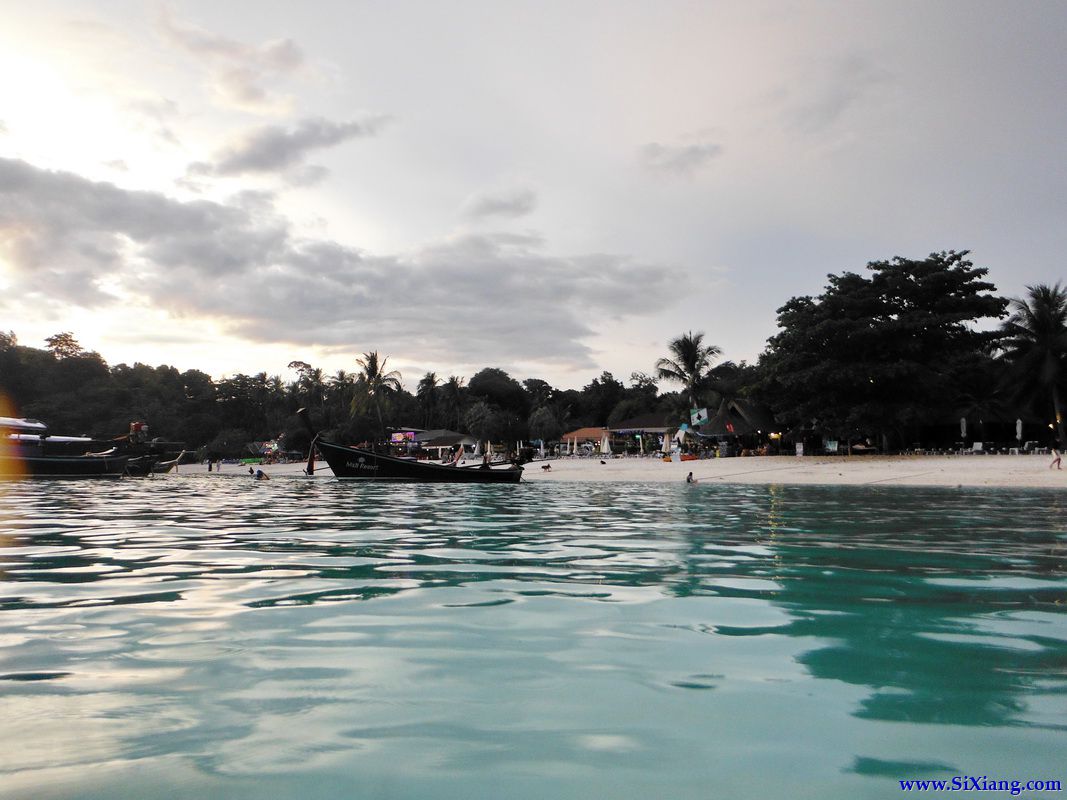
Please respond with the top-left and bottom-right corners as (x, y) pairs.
(1, 0), (1066, 390)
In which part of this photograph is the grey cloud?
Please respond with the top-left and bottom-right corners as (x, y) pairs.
(284, 164), (331, 187)
(641, 141), (723, 175)
(125, 97), (180, 146)
(789, 54), (891, 134)
(0, 158), (677, 369)
(462, 187), (538, 219)
(159, 12), (301, 66)
(158, 9), (305, 111)
(0, 158), (288, 304)
(189, 116), (389, 179)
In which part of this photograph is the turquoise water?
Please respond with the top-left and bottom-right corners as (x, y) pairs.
(0, 478), (1064, 799)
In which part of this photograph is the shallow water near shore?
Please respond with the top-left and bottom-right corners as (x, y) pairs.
(0, 477), (1064, 799)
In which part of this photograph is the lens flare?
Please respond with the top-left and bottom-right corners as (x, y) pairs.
(0, 394), (28, 480)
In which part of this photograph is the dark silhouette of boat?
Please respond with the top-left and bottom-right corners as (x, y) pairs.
(122, 449), (187, 476)
(151, 450), (187, 474)
(298, 409), (523, 483)
(1, 417), (128, 478)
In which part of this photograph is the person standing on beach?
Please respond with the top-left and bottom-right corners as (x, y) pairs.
(1051, 448), (1062, 470)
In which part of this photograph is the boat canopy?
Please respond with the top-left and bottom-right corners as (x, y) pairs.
(0, 416), (48, 433)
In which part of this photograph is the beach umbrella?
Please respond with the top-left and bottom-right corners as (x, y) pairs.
(1016, 418), (1023, 442)
(960, 417), (967, 439)
(601, 432), (612, 454)
(539, 440), (545, 458)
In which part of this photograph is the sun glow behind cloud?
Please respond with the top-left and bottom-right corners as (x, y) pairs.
(0, 37), (192, 191)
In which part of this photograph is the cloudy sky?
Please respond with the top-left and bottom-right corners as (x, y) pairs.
(2, 1), (1066, 389)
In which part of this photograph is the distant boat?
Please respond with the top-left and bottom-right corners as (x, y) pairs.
(298, 409), (523, 484)
(1, 417), (128, 478)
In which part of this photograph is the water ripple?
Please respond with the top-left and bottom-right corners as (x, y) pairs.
(0, 478), (1064, 797)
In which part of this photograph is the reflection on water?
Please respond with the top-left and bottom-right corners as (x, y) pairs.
(0, 478), (1064, 799)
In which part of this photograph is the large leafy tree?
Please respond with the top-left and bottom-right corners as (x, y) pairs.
(527, 406), (563, 443)
(759, 250), (1007, 446)
(522, 378), (555, 409)
(464, 399), (501, 445)
(999, 283), (1067, 444)
(351, 351), (403, 438)
(468, 368), (529, 418)
(655, 331), (722, 410)
(44, 332), (84, 360)
(581, 372), (626, 426)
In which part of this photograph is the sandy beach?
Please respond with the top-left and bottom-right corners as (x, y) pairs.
(191, 452), (1067, 488)
(520, 453), (1066, 488)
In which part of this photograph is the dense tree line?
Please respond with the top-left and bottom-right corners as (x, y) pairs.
(0, 334), (687, 458)
(2, 250), (1064, 456)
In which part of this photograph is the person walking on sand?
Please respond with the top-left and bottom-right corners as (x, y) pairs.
(1051, 448), (1062, 470)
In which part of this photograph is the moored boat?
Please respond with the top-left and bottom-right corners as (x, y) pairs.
(298, 409), (523, 483)
(1, 417), (128, 478)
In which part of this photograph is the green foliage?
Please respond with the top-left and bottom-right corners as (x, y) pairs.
(438, 376), (467, 430)
(999, 283), (1067, 443)
(656, 331), (722, 409)
(464, 400), (501, 442)
(758, 250), (1008, 443)
(527, 406), (563, 442)
(522, 378), (555, 408)
(203, 428), (254, 459)
(351, 351), (403, 436)
(581, 372), (625, 426)
(468, 368), (529, 418)
(416, 372), (439, 428)
(44, 332), (85, 360)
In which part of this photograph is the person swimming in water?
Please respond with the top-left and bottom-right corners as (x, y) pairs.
(686, 471), (698, 484)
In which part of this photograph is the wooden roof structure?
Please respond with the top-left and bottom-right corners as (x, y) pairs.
(561, 426), (610, 442)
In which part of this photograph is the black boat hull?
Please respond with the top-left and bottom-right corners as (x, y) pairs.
(315, 438), (523, 483)
(0, 453), (129, 478)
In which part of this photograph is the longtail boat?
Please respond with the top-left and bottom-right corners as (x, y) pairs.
(298, 409), (523, 484)
(1, 417), (128, 478)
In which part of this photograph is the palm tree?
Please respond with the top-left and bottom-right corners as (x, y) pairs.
(351, 351), (403, 439)
(1000, 283), (1067, 445)
(655, 331), (722, 410)
(417, 372), (440, 429)
(439, 376), (466, 430)
(328, 370), (356, 423)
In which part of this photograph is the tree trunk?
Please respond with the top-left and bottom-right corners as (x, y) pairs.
(375, 399), (385, 448)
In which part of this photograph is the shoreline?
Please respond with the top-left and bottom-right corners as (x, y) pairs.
(185, 453), (1067, 488)
(518, 453), (1066, 488)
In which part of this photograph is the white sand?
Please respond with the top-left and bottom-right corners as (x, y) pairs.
(184, 453), (1067, 487)
(520, 453), (1066, 488)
